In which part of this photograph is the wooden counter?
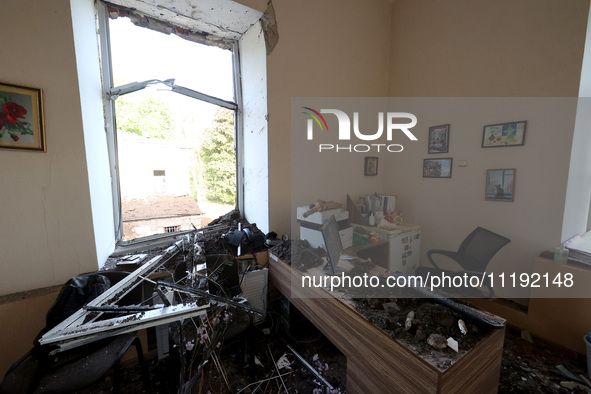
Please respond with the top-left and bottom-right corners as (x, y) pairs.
(269, 253), (505, 393)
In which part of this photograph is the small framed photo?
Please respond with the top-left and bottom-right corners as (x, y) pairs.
(486, 169), (515, 201)
(364, 156), (378, 176)
(423, 158), (452, 178)
(482, 121), (526, 148)
(0, 82), (45, 152)
(428, 124), (450, 154)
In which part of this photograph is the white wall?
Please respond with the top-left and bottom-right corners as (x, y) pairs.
(71, 0), (116, 268)
(240, 21), (270, 233)
(118, 132), (192, 198)
(563, 4), (591, 240)
(0, 0), (100, 295)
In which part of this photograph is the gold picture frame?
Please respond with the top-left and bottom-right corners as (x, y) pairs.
(0, 82), (45, 152)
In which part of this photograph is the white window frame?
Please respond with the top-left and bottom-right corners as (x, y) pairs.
(96, 2), (244, 243)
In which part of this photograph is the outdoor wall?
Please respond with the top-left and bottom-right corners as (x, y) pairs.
(265, 0), (392, 236)
(0, 0), (102, 296)
(384, 0), (589, 293)
(118, 132), (193, 198)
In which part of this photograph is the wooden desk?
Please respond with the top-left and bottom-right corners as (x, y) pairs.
(269, 252), (504, 393)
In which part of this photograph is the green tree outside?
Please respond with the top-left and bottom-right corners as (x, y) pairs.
(200, 108), (236, 205)
(115, 95), (174, 139)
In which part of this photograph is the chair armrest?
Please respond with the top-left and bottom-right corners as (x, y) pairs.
(426, 249), (463, 270)
(427, 249), (481, 271)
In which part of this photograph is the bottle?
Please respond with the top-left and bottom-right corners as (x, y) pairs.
(368, 213), (375, 226)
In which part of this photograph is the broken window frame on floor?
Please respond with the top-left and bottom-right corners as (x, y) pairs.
(39, 235), (266, 355)
(38, 240), (209, 354)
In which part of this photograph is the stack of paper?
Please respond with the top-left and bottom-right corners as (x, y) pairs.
(564, 231), (591, 264)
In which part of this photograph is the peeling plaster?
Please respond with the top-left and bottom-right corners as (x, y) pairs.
(104, 0), (262, 42)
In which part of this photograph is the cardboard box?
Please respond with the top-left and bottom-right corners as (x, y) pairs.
(296, 206), (349, 225)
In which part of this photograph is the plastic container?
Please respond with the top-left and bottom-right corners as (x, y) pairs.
(554, 246), (569, 264)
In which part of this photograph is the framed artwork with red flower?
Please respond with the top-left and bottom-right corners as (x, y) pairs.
(0, 82), (45, 152)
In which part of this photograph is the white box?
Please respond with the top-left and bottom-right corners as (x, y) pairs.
(356, 224), (421, 275)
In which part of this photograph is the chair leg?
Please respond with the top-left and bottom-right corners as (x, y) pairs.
(132, 336), (149, 386)
(112, 335), (146, 393)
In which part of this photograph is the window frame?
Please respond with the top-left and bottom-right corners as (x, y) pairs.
(96, 2), (244, 244)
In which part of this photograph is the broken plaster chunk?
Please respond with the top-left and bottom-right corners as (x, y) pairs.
(276, 354), (292, 370)
(382, 301), (400, 315)
(405, 311), (415, 331)
(254, 355), (264, 367)
(521, 330), (534, 344)
(447, 337), (459, 352)
(458, 319), (468, 335)
(427, 333), (448, 349)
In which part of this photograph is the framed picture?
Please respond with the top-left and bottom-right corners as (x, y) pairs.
(428, 124), (450, 154)
(0, 82), (45, 152)
(482, 121), (526, 148)
(486, 169), (515, 201)
(423, 158), (452, 178)
(365, 156), (378, 176)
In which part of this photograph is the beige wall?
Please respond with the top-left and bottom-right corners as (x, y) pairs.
(264, 0), (590, 287)
(0, 0), (588, 312)
(0, 0), (100, 296)
(388, 0), (588, 97)
(0, 289), (60, 378)
(266, 0), (393, 236)
(383, 0), (589, 288)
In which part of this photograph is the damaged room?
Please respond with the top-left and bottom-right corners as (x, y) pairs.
(2, 0), (591, 393)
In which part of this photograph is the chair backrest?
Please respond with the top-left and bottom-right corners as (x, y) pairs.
(457, 227), (511, 271)
(100, 270), (142, 306)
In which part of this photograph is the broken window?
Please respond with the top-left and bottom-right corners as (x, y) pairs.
(164, 225), (181, 233)
(98, 4), (241, 242)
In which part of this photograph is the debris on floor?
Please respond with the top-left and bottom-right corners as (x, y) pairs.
(29, 213), (591, 393)
(499, 328), (590, 393)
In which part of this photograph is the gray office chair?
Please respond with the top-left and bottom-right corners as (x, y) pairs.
(416, 227), (511, 297)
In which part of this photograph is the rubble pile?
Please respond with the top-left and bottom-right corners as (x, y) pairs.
(353, 297), (489, 370)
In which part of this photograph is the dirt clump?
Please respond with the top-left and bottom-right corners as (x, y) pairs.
(270, 238), (326, 271)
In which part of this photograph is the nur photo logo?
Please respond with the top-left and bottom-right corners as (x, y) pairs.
(302, 107), (418, 153)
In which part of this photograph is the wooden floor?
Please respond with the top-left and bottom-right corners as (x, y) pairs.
(269, 253), (505, 393)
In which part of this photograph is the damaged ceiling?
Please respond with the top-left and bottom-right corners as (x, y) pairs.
(104, 0), (263, 41)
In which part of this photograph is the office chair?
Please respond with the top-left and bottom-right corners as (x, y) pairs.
(415, 227), (511, 297)
(0, 271), (147, 394)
